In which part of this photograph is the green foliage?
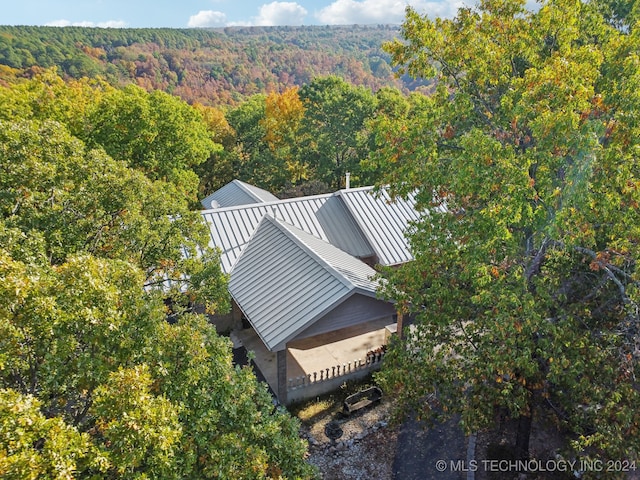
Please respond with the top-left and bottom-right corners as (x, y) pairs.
(299, 76), (377, 188)
(0, 118), (222, 304)
(192, 103), (239, 196)
(91, 365), (182, 479)
(226, 94), (294, 191)
(0, 68), (105, 134)
(0, 78), (314, 478)
(218, 80), (406, 194)
(0, 69), (221, 201)
(0, 389), (90, 479)
(149, 315), (315, 479)
(84, 85), (219, 198)
(374, 0), (640, 467)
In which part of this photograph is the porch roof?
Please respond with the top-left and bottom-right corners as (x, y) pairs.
(228, 214), (381, 351)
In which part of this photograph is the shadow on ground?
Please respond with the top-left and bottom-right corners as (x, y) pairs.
(393, 415), (468, 480)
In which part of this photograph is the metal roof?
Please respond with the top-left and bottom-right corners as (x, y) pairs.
(336, 186), (421, 266)
(201, 193), (374, 273)
(200, 179), (279, 209)
(228, 215), (380, 351)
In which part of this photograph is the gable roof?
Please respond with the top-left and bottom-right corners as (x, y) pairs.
(200, 179), (279, 209)
(201, 193), (375, 273)
(228, 214), (380, 351)
(336, 187), (421, 266)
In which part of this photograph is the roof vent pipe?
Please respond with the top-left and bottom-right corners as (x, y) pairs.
(345, 172), (350, 190)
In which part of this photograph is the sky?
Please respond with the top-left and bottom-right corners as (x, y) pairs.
(1, 0), (470, 29)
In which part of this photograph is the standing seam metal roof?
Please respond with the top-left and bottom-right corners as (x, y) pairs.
(336, 186), (421, 266)
(201, 193), (375, 273)
(228, 215), (380, 351)
(200, 179), (279, 209)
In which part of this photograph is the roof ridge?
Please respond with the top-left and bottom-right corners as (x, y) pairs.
(232, 179), (273, 203)
(336, 185), (375, 193)
(264, 214), (376, 293)
(200, 191), (335, 214)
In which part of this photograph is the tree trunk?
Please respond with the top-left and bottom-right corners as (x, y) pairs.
(514, 413), (532, 461)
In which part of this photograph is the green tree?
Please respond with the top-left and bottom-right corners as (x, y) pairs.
(0, 118), (315, 478)
(83, 84), (219, 200)
(149, 315), (314, 479)
(360, 86), (418, 185)
(192, 103), (239, 197)
(299, 76), (377, 189)
(0, 389), (90, 479)
(374, 0), (640, 466)
(0, 248), (314, 479)
(0, 67), (107, 137)
(226, 94), (290, 191)
(0, 119), (223, 308)
(0, 69), (219, 203)
(90, 365), (182, 479)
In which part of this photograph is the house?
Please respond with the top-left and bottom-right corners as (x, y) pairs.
(201, 182), (422, 404)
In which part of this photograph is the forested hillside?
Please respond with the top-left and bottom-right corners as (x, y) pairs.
(0, 67), (428, 199)
(0, 25), (430, 105)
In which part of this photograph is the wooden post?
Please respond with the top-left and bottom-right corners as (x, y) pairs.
(277, 349), (287, 405)
(231, 301), (243, 330)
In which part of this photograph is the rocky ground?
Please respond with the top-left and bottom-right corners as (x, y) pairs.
(300, 396), (399, 480)
(297, 392), (638, 480)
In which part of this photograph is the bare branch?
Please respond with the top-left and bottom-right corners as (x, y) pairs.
(572, 245), (637, 304)
(525, 237), (551, 284)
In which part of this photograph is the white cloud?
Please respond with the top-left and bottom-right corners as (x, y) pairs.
(98, 20), (128, 28)
(228, 2), (307, 26)
(45, 19), (127, 28)
(187, 10), (227, 28)
(254, 2), (307, 26)
(315, 0), (464, 25)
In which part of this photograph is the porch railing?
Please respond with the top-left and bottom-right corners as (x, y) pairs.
(287, 346), (386, 392)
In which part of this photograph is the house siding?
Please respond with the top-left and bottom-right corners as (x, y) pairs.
(293, 294), (396, 340)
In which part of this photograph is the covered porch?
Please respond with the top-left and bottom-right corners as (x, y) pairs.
(233, 317), (395, 405)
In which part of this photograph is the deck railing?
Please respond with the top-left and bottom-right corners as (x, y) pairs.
(287, 346), (386, 392)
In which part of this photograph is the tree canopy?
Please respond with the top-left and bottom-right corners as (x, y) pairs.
(0, 70), (218, 201)
(299, 76), (378, 189)
(0, 76), (315, 478)
(373, 0), (640, 467)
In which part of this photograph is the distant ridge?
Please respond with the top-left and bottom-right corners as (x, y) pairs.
(0, 25), (431, 105)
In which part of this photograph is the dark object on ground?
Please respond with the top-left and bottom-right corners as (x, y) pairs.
(343, 386), (383, 415)
(324, 420), (344, 441)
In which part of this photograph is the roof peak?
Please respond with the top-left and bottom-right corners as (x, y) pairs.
(261, 214), (378, 292)
(200, 179), (279, 210)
